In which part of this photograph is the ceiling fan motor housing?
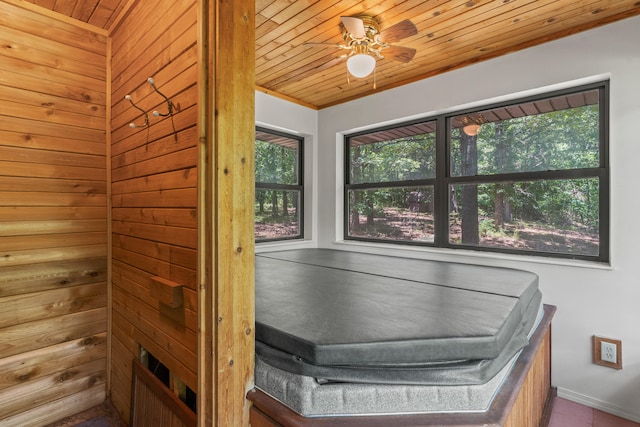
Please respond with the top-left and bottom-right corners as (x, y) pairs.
(341, 15), (386, 58)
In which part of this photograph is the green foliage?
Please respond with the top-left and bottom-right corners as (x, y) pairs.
(453, 104), (600, 232)
(255, 140), (298, 184)
(479, 218), (496, 237)
(348, 134), (436, 223)
(350, 134), (436, 184)
(254, 137), (300, 233)
(347, 101), (601, 252)
(452, 105), (599, 176)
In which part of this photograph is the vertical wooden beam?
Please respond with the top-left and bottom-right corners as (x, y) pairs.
(106, 33), (113, 400)
(198, 0), (255, 425)
(197, 2), (213, 423)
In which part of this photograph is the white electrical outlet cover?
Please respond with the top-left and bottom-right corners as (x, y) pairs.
(601, 341), (617, 363)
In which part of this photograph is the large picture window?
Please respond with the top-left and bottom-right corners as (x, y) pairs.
(345, 82), (609, 262)
(255, 127), (304, 242)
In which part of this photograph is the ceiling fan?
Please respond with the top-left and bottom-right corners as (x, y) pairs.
(306, 15), (418, 79)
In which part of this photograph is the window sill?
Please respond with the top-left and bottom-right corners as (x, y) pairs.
(329, 240), (612, 271)
(256, 239), (316, 253)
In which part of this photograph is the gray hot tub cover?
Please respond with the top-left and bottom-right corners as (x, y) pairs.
(256, 250), (539, 364)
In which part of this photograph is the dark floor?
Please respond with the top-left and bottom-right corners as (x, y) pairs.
(45, 396), (640, 426)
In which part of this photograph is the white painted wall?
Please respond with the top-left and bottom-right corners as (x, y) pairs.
(257, 15), (640, 421)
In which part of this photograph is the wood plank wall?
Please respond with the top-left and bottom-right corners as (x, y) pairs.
(0, 2), (109, 426)
(198, 0), (256, 424)
(109, 0), (199, 421)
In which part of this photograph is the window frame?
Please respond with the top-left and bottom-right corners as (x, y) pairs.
(255, 126), (305, 243)
(344, 81), (609, 262)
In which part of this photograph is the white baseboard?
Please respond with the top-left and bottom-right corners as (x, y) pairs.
(557, 387), (640, 423)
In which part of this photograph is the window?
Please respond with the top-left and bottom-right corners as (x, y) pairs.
(255, 127), (304, 242)
(346, 121), (437, 243)
(345, 82), (609, 262)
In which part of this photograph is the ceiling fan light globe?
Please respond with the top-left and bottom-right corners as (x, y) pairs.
(347, 54), (376, 78)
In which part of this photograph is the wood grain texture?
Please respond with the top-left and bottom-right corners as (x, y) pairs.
(130, 358), (196, 427)
(1, 384), (106, 427)
(0, 283), (107, 329)
(198, 0), (256, 425)
(0, 2), (108, 425)
(150, 276), (184, 309)
(108, 0), (199, 422)
(21, 0), (640, 108)
(0, 357), (106, 419)
(0, 333), (106, 390)
(0, 258), (107, 298)
(0, 0), (108, 49)
(253, 0), (640, 108)
(20, 0), (127, 30)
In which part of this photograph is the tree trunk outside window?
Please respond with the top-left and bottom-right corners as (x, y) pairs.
(460, 132), (479, 244)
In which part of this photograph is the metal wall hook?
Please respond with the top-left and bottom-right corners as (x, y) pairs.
(147, 77), (178, 142)
(125, 94), (149, 128)
(147, 77), (175, 117)
(126, 78), (178, 142)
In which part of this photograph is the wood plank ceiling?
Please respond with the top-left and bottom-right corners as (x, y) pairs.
(29, 0), (640, 109)
(24, 0), (130, 30)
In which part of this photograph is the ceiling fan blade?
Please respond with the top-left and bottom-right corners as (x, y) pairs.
(379, 19), (417, 43)
(384, 45), (416, 63)
(341, 16), (366, 38)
